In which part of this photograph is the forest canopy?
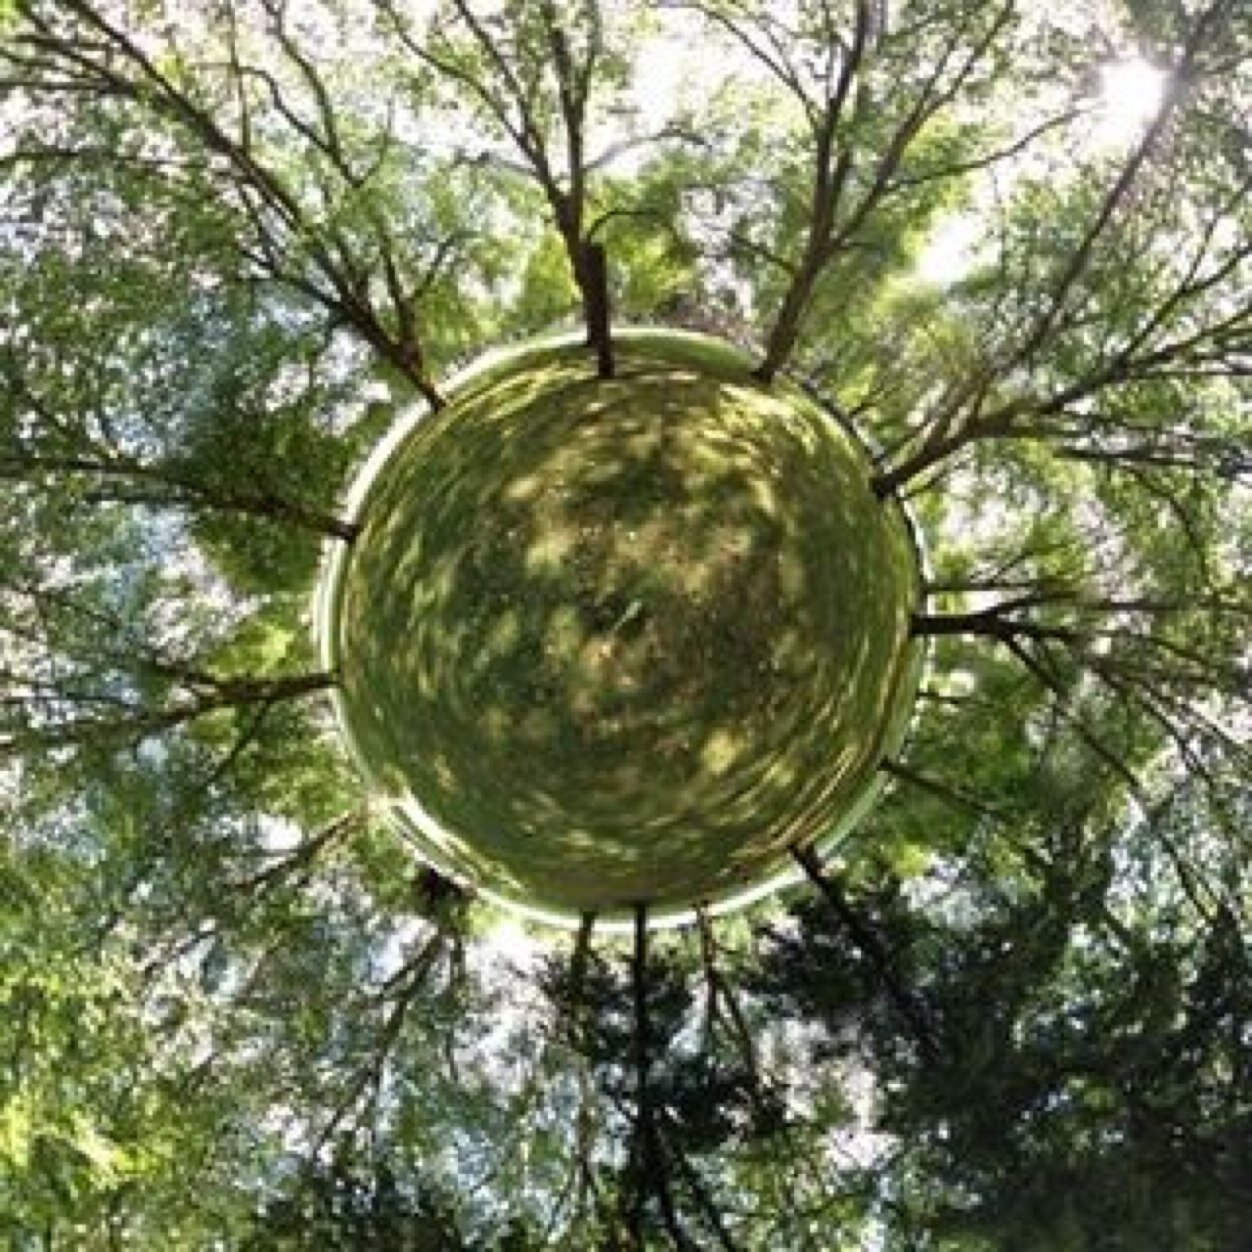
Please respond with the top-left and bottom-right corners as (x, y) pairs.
(1, 0), (1249, 1247)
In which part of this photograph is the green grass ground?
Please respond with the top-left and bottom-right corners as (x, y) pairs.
(329, 331), (922, 920)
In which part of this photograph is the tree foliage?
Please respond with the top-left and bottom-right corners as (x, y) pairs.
(1, 0), (1249, 1246)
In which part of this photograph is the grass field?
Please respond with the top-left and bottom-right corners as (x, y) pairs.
(329, 331), (923, 920)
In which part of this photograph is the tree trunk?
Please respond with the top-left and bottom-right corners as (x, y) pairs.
(792, 844), (938, 1061)
(629, 902), (651, 1248)
(753, 257), (821, 385)
(582, 241), (614, 379)
(3, 453), (361, 541)
(626, 904), (692, 1248)
(911, 608), (1084, 647)
(565, 911), (597, 1052)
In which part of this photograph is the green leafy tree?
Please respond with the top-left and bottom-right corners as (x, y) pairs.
(0, 0), (1248, 1247)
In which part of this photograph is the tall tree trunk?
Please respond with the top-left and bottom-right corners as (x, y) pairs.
(2, 453), (361, 540)
(582, 241), (614, 379)
(566, 911), (597, 1051)
(629, 903), (651, 1248)
(792, 844), (937, 1061)
(752, 250), (824, 384)
(626, 904), (693, 1249)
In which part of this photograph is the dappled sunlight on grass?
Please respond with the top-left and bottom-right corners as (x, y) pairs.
(327, 332), (923, 920)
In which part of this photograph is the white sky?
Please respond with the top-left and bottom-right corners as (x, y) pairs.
(915, 55), (1170, 287)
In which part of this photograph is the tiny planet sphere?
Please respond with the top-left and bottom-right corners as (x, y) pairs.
(319, 330), (923, 926)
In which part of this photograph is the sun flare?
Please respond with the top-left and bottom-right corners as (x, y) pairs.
(1097, 58), (1168, 146)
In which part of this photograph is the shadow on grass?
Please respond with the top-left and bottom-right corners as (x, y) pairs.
(333, 335), (921, 916)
